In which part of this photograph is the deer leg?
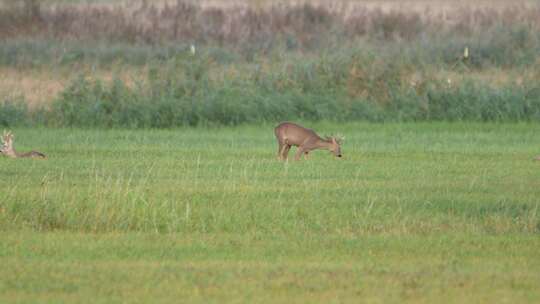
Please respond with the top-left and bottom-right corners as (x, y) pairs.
(294, 147), (305, 161)
(278, 143), (289, 160)
(277, 142), (284, 160)
(282, 145), (291, 160)
(304, 151), (310, 160)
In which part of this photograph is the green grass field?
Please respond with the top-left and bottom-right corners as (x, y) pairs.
(1, 123), (539, 303)
(2, 0), (540, 302)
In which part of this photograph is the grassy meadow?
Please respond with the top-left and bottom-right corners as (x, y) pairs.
(1, 124), (540, 302)
(1, 0), (540, 302)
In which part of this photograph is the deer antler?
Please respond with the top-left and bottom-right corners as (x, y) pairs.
(323, 133), (345, 144)
(1, 130), (8, 146)
(334, 133), (345, 144)
(1, 130), (8, 155)
(1, 130), (17, 158)
(3, 130), (13, 141)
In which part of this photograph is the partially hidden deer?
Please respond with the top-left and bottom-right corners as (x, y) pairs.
(1, 130), (46, 159)
(274, 122), (343, 161)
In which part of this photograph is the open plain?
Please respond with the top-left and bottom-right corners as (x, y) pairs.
(1, 124), (540, 302)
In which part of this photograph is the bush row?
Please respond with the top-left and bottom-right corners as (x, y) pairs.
(2, 54), (540, 127)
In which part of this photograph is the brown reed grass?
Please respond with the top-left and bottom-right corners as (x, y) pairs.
(1, 0), (539, 49)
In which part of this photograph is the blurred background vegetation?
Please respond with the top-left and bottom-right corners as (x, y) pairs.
(1, 0), (540, 127)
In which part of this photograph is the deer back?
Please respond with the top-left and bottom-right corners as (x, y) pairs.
(275, 122), (321, 146)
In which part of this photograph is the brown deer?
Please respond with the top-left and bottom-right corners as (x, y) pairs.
(274, 122), (343, 161)
(1, 130), (46, 159)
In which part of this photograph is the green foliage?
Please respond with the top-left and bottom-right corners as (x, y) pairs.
(1, 0), (540, 129)
(50, 76), (147, 128)
(424, 81), (540, 121)
(0, 40), (196, 68)
(0, 98), (30, 127)
(3, 50), (540, 127)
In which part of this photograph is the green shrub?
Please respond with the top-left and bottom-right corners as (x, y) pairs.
(0, 98), (31, 127)
(3, 50), (540, 128)
(45, 72), (540, 127)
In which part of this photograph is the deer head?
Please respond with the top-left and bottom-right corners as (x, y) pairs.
(1, 130), (16, 158)
(326, 134), (344, 158)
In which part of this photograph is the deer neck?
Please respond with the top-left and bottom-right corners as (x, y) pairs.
(1, 144), (18, 158)
(314, 138), (332, 150)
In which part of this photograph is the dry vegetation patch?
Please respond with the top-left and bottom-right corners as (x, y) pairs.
(0, 66), (145, 107)
(3, 0), (540, 43)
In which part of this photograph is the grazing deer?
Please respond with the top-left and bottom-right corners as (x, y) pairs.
(274, 122), (343, 161)
(1, 130), (46, 159)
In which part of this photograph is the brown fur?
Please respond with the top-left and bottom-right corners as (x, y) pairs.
(1, 130), (46, 159)
(274, 122), (342, 161)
